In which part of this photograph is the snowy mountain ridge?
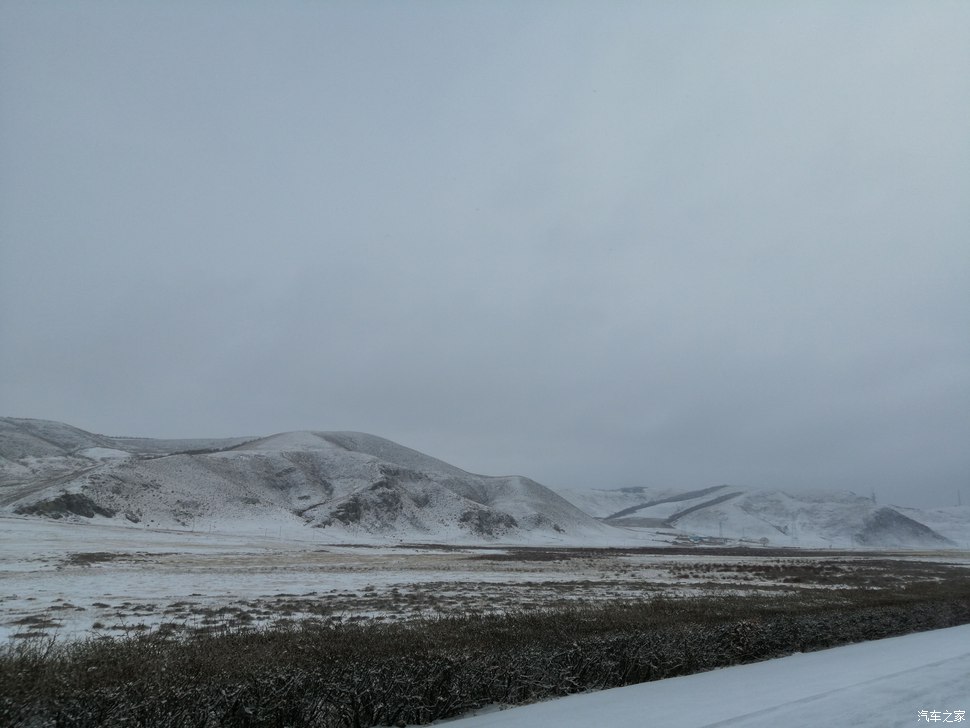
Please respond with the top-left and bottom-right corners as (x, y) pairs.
(1, 418), (965, 548)
(0, 418), (611, 543)
(552, 484), (966, 549)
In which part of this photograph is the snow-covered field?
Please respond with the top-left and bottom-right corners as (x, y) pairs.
(3, 511), (968, 727)
(3, 515), (968, 643)
(442, 624), (970, 728)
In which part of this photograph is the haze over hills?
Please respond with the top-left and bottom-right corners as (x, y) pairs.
(1, 418), (965, 548)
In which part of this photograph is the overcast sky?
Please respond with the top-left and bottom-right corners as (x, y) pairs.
(1, 2), (968, 508)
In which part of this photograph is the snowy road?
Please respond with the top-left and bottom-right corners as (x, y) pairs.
(443, 625), (970, 728)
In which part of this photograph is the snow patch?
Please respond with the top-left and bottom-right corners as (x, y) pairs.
(445, 624), (970, 728)
(79, 447), (131, 460)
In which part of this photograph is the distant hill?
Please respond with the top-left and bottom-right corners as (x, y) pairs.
(0, 418), (612, 543)
(553, 484), (962, 549)
(1, 418), (963, 548)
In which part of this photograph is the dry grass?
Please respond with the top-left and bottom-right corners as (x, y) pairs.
(2, 567), (969, 727)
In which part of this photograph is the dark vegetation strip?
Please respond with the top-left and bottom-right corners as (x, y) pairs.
(603, 484), (732, 520)
(465, 544), (917, 560)
(342, 543), (952, 558)
(661, 490), (745, 525)
(2, 579), (969, 727)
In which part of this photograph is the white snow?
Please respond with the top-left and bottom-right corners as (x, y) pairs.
(897, 506), (970, 548)
(243, 431), (339, 451)
(554, 485), (969, 550)
(79, 447), (131, 460)
(4, 514), (967, 643)
(442, 624), (970, 728)
(4, 418), (966, 549)
(0, 516), (654, 640)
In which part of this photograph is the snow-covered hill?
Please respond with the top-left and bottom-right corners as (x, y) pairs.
(0, 418), (613, 543)
(553, 484), (964, 549)
(2, 418), (964, 548)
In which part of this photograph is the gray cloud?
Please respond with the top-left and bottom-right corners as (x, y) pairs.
(2, 1), (968, 508)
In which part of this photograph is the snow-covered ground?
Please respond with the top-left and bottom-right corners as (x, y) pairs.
(3, 515), (968, 643)
(0, 516), (641, 640)
(442, 624), (970, 728)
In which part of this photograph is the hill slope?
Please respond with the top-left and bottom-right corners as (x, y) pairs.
(552, 484), (961, 548)
(2, 418), (963, 548)
(0, 418), (612, 543)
